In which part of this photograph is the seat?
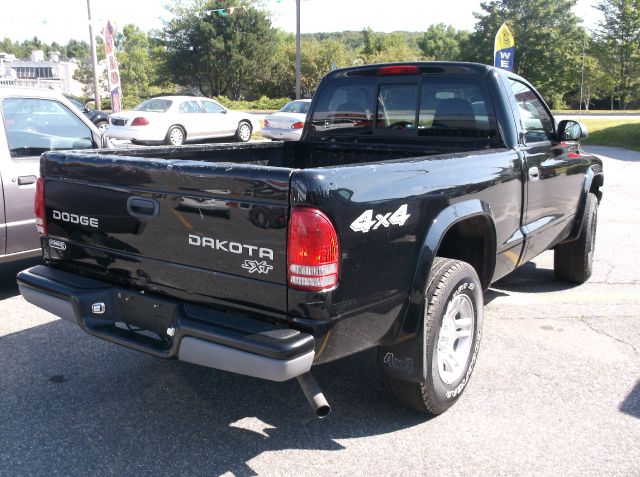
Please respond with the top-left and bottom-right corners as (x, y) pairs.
(432, 98), (477, 130)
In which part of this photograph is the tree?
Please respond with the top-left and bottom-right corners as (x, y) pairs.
(73, 60), (108, 98)
(418, 24), (469, 60)
(115, 24), (170, 107)
(65, 39), (91, 60)
(262, 33), (352, 98)
(157, 0), (276, 99)
(464, 0), (586, 107)
(592, 0), (640, 109)
(359, 29), (419, 63)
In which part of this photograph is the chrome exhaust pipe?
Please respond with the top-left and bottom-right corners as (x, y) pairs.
(296, 372), (331, 418)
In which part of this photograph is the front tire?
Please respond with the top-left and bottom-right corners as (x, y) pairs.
(95, 120), (108, 133)
(386, 258), (483, 415)
(554, 192), (598, 283)
(235, 121), (252, 142)
(164, 126), (185, 146)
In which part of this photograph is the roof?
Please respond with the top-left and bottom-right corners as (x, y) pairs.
(0, 85), (66, 99)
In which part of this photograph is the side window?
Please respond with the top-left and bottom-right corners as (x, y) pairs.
(377, 84), (418, 129)
(508, 79), (554, 143)
(418, 79), (498, 139)
(2, 97), (94, 160)
(308, 78), (375, 135)
(179, 100), (202, 114)
(201, 100), (224, 113)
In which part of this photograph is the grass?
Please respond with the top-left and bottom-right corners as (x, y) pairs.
(554, 109), (640, 115)
(579, 118), (640, 151)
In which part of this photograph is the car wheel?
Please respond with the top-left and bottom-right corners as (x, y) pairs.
(95, 120), (108, 133)
(554, 192), (598, 283)
(235, 121), (252, 142)
(165, 126), (185, 146)
(386, 257), (483, 415)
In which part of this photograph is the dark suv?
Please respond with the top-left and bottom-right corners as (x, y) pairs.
(65, 96), (109, 133)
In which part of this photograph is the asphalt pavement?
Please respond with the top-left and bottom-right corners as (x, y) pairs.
(0, 146), (638, 476)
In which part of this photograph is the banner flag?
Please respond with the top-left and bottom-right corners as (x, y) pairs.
(103, 20), (123, 113)
(494, 23), (515, 71)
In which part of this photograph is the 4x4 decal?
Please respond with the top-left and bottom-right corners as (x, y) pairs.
(350, 204), (410, 233)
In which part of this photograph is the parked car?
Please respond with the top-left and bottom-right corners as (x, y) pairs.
(0, 87), (108, 264)
(262, 99), (311, 141)
(105, 96), (256, 145)
(65, 96), (109, 133)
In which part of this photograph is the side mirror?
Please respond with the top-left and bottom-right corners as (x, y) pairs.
(100, 133), (113, 149)
(558, 119), (588, 141)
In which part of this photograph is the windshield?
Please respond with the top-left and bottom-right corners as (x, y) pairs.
(281, 100), (310, 114)
(133, 98), (173, 112)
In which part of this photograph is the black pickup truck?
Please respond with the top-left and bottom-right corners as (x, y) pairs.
(18, 62), (603, 417)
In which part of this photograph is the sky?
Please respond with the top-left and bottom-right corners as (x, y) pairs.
(0, 0), (602, 46)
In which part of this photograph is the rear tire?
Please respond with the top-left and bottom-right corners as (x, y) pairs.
(235, 121), (252, 142)
(386, 258), (483, 415)
(554, 192), (598, 283)
(165, 126), (185, 146)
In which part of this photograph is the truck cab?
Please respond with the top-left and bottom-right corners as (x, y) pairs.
(0, 87), (106, 264)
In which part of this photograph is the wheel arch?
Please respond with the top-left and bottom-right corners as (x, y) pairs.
(563, 164), (603, 243)
(377, 199), (496, 383)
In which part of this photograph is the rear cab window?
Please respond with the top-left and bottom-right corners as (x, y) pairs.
(307, 73), (500, 145)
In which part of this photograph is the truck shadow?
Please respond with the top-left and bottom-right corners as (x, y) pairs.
(486, 260), (579, 304)
(620, 379), (640, 419)
(0, 320), (427, 476)
(0, 257), (42, 300)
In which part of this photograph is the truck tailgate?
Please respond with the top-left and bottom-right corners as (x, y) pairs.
(41, 152), (291, 314)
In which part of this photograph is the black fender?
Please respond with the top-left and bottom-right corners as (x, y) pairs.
(377, 199), (496, 383)
(562, 163), (604, 244)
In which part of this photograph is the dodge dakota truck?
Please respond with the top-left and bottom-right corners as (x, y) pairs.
(17, 62), (603, 417)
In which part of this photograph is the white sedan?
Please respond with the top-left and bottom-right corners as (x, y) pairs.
(262, 99), (311, 141)
(105, 96), (256, 145)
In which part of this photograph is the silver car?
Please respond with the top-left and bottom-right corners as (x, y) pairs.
(262, 99), (311, 141)
(0, 87), (106, 264)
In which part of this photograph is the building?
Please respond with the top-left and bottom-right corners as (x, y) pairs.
(0, 50), (85, 97)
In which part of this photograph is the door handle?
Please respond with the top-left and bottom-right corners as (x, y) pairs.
(127, 197), (160, 219)
(528, 167), (540, 181)
(17, 175), (37, 186)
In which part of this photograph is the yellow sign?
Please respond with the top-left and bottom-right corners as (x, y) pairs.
(495, 23), (515, 51)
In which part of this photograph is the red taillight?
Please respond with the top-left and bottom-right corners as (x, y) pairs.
(291, 121), (304, 130)
(131, 117), (149, 126)
(264, 119), (270, 128)
(287, 207), (339, 291)
(378, 65), (420, 75)
(35, 177), (47, 235)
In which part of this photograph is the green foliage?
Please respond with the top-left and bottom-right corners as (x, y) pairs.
(465, 0), (586, 107)
(581, 118), (640, 150)
(591, 0), (640, 109)
(359, 29), (419, 63)
(157, 0), (276, 100)
(115, 24), (175, 108)
(418, 24), (469, 60)
(214, 95), (290, 110)
(2, 0), (640, 111)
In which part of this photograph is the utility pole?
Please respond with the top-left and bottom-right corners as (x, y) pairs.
(295, 0), (301, 99)
(87, 0), (101, 110)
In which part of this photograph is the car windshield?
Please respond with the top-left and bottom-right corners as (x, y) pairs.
(133, 98), (173, 112)
(281, 101), (310, 114)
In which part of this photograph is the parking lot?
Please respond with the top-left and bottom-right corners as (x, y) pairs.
(0, 145), (638, 476)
